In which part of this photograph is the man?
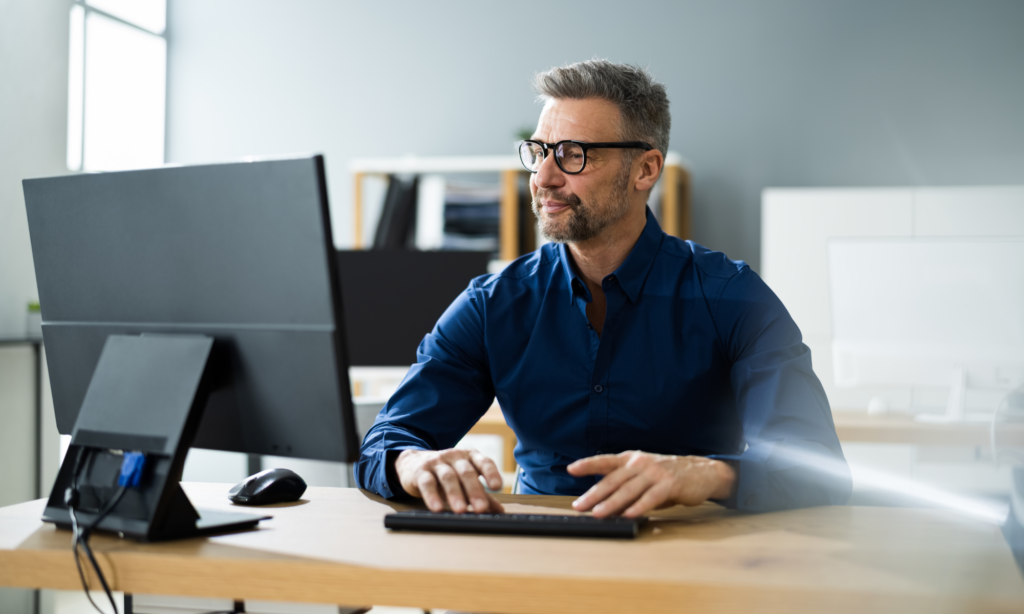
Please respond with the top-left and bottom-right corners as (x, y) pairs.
(355, 60), (850, 517)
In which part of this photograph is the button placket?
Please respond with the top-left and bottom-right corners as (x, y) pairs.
(587, 285), (624, 456)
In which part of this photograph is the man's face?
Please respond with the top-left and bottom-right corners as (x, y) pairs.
(530, 98), (634, 244)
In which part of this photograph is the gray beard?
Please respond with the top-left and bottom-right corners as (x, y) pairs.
(532, 164), (632, 244)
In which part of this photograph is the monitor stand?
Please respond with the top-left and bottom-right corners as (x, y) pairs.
(41, 334), (268, 541)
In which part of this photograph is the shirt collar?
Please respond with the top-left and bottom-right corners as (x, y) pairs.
(558, 206), (665, 305)
(558, 242), (586, 305)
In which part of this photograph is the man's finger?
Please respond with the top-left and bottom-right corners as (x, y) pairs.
(433, 463), (468, 513)
(416, 472), (443, 512)
(591, 473), (654, 518)
(567, 454), (625, 477)
(469, 451), (504, 491)
(623, 480), (674, 518)
(572, 464), (639, 511)
(452, 458), (490, 513)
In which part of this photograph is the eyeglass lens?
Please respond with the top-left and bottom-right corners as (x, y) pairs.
(519, 141), (586, 174)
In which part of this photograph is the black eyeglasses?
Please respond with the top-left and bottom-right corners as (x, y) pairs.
(518, 140), (653, 175)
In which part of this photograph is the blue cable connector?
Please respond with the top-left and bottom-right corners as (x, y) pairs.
(118, 451), (146, 488)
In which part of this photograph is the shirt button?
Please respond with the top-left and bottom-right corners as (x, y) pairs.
(594, 384), (603, 393)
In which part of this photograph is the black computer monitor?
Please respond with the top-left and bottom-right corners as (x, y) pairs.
(23, 155), (357, 539)
(337, 250), (491, 367)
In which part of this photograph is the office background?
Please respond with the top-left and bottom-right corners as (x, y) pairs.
(5, 0), (1024, 338)
(2, 0), (1023, 505)
(3, 0), (1024, 490)
(2, 1), (1024, 611)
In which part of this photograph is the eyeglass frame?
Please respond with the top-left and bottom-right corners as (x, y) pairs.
(517, 139), (654, 175)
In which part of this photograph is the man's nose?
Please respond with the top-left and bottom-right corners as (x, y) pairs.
(533, 150), (565, 191)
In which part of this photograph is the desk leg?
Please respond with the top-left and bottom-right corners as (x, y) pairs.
(33, 342), (42, 499)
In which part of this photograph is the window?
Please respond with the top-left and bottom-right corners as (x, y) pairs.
(67, 0), (167, 171)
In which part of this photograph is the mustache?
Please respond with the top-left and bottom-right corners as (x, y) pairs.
(533, 188), (582, 208)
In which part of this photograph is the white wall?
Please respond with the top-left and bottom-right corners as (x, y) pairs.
(0, 2), (71, 613)
(166, 0), (1024, 269)
(0, 0), (70, 336)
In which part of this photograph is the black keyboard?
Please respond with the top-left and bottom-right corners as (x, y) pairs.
(384, 510), (647, 539)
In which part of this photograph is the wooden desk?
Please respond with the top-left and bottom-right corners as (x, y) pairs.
(1, 485), (1022, 613)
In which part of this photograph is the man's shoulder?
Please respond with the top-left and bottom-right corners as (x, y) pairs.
(659, 235), (748, 281)
(470, 244), (559, 292)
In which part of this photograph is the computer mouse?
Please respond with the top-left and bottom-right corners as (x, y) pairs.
(228, 468), (307, 506)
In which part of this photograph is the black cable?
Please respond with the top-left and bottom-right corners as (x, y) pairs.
(79, 485), (127, 613)
(68, 448), (113, 614)
(66, 450), (234, 614)
(69, 504), (109, 614)
(66, 447), (125, 614)
(68, 449), (107, 614)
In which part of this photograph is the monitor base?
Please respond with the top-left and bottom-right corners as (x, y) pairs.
(43, 506), (270, 542)
(42, 335), (238, 542)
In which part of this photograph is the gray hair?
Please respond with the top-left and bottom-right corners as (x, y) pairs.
(533, 59), (671, 156)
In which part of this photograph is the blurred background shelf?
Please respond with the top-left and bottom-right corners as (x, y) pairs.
(350, 152), (691, 261)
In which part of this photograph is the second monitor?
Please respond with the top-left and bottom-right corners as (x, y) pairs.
(337, 250), (490, 367)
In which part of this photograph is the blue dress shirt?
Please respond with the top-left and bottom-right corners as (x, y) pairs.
(355, 209), (851, 512)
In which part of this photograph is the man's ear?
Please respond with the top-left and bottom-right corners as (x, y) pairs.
(633, 149), (664, 192)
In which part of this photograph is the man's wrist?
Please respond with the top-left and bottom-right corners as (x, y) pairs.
(392, 449), (426, 482)
(708, 458), (738, 501)
(385, 449), (419, 499)
(393, 448), (414, 474)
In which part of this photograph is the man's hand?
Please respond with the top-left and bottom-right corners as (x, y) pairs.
(394, 448), (505, 514)
(568, 451), (736, 518)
